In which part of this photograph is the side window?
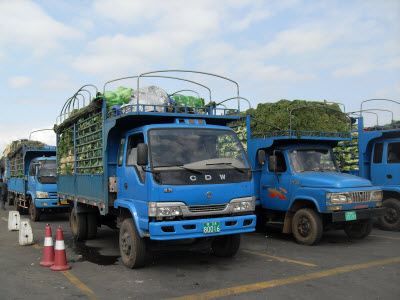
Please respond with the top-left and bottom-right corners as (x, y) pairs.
(126, 133), (145, 182)
(118, 138), (126, 166)
(29, 163), (36, 176)
(268, 151), (287, 173)
(387, 142), (400, 163)
(373, 143), (383, 164)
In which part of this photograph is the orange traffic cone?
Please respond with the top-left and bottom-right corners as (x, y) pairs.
(40, 224), (54, 267)
(50, 226), (71, 271)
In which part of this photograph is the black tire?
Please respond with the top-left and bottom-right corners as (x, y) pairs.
(87, 213), (98, 240)
(344, 220), (372, 239)
(377, 198), (400, 231)
(7, 193), (14, 206)
(292, 208), (323, 245)
(14, 196), (23, 213)
(119, 218), (146, 269)
(29, 199), (41, 222)
(211, 234), (241, 257)
(70, 208), (88, 241)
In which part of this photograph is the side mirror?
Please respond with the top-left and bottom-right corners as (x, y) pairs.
(269, 155), (277, 172)
(257, 150), (266, 167)
(137, 143), (149, 166)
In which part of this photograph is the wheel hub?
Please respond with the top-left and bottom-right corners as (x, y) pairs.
(121, 232), (132, 256)
(384, 208), (398, 224)
(297, 217), (311, 237)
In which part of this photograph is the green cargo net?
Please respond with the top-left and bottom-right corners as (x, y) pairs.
(9, 156), (23, 178)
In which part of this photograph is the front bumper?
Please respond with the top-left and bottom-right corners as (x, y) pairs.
(149, 214), (256, 240)
(35, 198), (69, 209)
(330, 207), (386, 222)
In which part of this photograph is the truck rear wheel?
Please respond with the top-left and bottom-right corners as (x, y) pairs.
(119, 218), (146, 269)
(70, 208), (88, 241)
(87, 213), (98, 240)
(14, 197), (22, 214)
(29, 199), (41, 222)
(211, 234), (241, 257)
(292, 208), (323, 245)
(377, 198), (400, 231)
(344, 220), (372, 239)
(7, 193), (14, 206)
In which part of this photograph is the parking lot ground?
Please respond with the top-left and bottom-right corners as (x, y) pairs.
(1, 206), (399, 300)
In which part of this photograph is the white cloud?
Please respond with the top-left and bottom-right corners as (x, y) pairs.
(0, 0), (82, 57)
(40, 73), (76, 91)
(8, 76), (33, 88)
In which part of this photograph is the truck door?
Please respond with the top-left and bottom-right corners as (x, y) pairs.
(260, 150), (291, 211)
(27, 162), (36, 196)
(371, 142), (385, 186)
(116, 133), (147, 203)
(385, 142), (400, 185)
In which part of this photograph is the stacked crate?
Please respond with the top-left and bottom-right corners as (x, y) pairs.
(9, 155), (23, 178)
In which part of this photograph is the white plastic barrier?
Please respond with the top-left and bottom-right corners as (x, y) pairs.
(19, 219), (34, 246)
(8, 211), (20, 231)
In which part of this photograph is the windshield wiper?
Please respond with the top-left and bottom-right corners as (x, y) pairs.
(154, 165), (204, 174)
(206, 162), (245, 173)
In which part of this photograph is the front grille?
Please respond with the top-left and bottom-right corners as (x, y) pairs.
(48, 192), (58, 199)
(188, 204), (227, 213)
(349, 191), (371, 203)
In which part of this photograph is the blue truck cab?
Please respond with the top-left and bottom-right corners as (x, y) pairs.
(6, 144), (68, 221)
(348, 115), (400, 231)
(55, 71), (256, 268)
(245, 109), (385, 245)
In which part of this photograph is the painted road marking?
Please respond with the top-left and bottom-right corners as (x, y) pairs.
(61, 271), (100, 300)
(370, 234), (400, 240)
(166, 256), (400, 300)
(243, 249), (316, 267)
(2, 217), (7, 222)
(28, 231), (100, 300)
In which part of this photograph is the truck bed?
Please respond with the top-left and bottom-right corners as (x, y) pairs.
(58, 174), (106, 213)
(8, 178), (24, 194)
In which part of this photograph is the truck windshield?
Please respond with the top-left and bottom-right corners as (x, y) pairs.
(289, 148), (338, 173)
(37, 160), (57, 184)
(149, 128), (249, 171)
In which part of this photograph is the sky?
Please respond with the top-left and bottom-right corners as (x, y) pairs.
(0, 0), (399, 153)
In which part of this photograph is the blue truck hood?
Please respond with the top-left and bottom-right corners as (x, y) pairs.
(298, 172), (373, 188)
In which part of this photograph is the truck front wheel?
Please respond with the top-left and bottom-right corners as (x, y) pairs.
(377, 198), (400, 231)
(292, 208), (323, 245)
(29, 200), (41, 222)
(344, 220), (372, 239)
(119, 218), (146, 268)
(211, 234), (241, 257)
(70, 208), (88, 241)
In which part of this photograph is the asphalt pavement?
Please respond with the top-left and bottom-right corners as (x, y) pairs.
(0, 204), (399, 300)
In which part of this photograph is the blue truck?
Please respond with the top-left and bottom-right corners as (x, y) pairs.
(337, 99), (400, 231)
(5, 142), (69, 221)
(55, 71), (256, 268)
(245, 105), (385, 245)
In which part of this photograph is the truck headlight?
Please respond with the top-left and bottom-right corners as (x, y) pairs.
(148, 202), (184, 217)
(229, 197), (255, 213)
(36, 191), (49, 199)
(326, 193), (349, 203)
(371, 190), (383, 201)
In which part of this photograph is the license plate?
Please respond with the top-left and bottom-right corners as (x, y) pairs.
(60, 200), (68, 205)
(203, 221), (221, 234)
(345, 211), (357, 221)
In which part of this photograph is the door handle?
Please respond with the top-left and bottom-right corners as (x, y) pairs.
(386, 174), (392, 179)
(124, 183), (128, 190)
(262, 185), (269, 188)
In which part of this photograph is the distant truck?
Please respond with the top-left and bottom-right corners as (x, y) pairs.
(55, 71), (256, 268)
(245, 106), (385, 245)
(5, 141), (69, 221)
(337, 99), (400, 231)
